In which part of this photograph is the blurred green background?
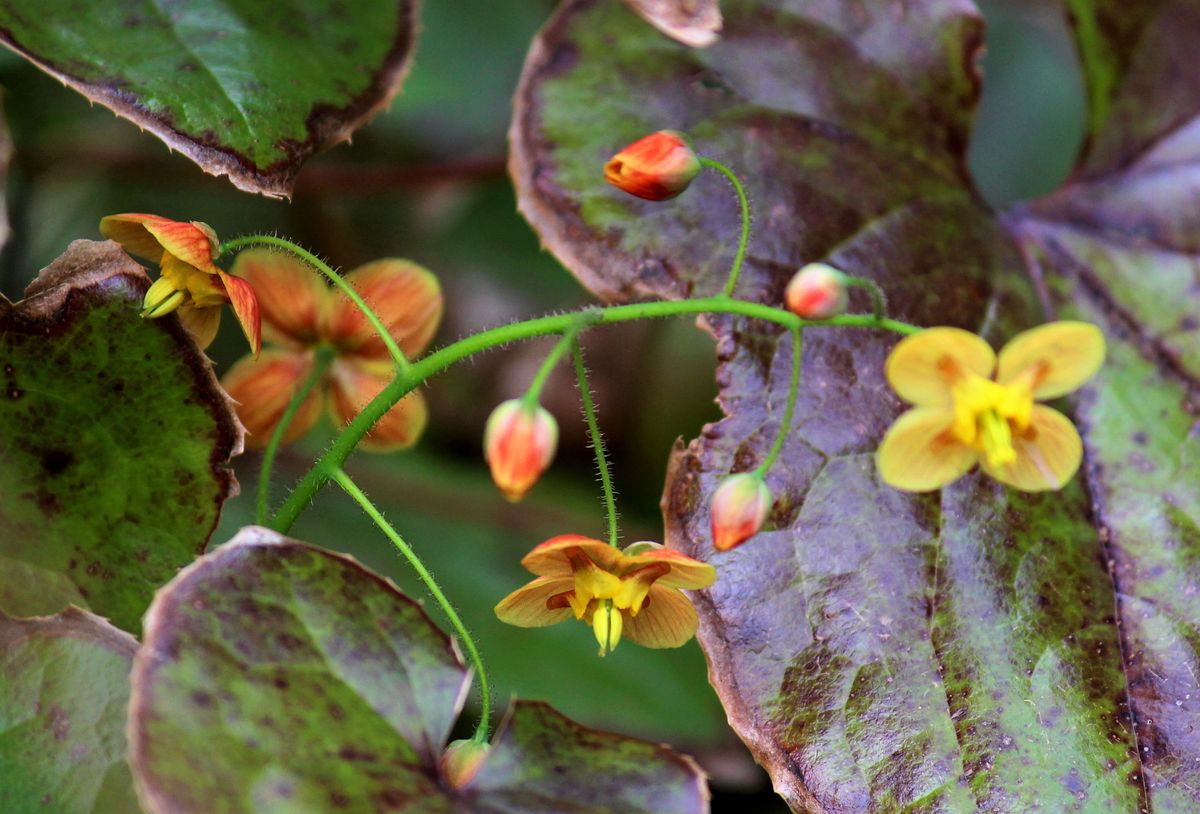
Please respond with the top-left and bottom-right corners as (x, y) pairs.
(0, 1), (1084, 809)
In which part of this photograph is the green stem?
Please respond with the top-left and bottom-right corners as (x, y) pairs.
(256, 345), (336, 525)
(700, 157), (751, 298)
(331, 467), (492, 744)
(572, 342), (619, 547)
(523, 313), (598, 403)
(270, 297), (919, 532)
(843, 274), (889, 323)
(218, 234), (410, 373)
(754, 327), (803, 477)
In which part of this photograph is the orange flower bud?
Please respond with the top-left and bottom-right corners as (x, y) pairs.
(785, 263), (848, 320)
(604, 130), (701, 201)
(484, 399), (558, 501)
(439, 738), (490, 789)
(710, 473), (772, 551)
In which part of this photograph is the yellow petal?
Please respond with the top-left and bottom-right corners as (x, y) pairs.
(995, 321), (1105, 400)
(886, 328), (996, 407)
(982, 405), (1082, 491)
(326, 359), (427, 452)
(623, 586), (699, 649)
(877, 407), (976, 492)
(494, 576), (576, 627)
(176, 302), (222, 350)
(230, 249), (329, 348)
(220, 350), (323, 448)
(520, 535), (624, 577)
(325, 259), (444, 360)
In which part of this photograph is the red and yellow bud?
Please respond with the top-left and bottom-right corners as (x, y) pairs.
(484, 399), (558, 501)
(604, 130), (701, 201)
(785, 263), (848, 320)
(439, 739), (490, 790)
(710, 473), (772, 551)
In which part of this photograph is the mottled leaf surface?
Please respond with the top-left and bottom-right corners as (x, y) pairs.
(0, 607), (141, 814)
(0, 240), (242, 633)
(511, 0), (1200, 811)
(624, 0), (723, 47)
(0, 1), (417, 196)
(128, 527), (707, 814)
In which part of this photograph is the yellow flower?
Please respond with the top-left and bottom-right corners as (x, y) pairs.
(877, 322), (1104, 492)
(495, 535), (716, 656)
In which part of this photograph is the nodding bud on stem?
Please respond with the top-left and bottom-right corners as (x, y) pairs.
(710, 473), (772, 551)
(604, 131), (701, 201)
(484, 399), (558, 501)
(785, 263), (848, 320)
(440, 739), (490, 789)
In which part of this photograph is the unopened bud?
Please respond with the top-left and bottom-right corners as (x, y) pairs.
(710, 473), (772, 551)
(604, 131), (701, 201)
(440, 739), (490, 789)
(785, 263), (848, 320)
(484, 399), (558, 501)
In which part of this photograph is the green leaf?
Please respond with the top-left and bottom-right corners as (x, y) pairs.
(128, 527), (708, 814)
(0, 1), (417, 197)
(510, 0), (1200, 810)
(0, 240), (242, 632)
(0, 607), (141, 814)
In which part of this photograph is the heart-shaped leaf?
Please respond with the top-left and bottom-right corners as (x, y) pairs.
(0, 240), (242, 633)
(511, 0), (1200, 810)
(0, 607), (141, 814)
(0, 1), (418, 197)
(128, 527), (708, 814)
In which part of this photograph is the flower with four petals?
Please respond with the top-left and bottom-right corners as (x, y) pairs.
(220, 249), (442, 451)
(877, 321), (1105, 492)
(100, 213), (261, 353)
(495, 534), (716, 656)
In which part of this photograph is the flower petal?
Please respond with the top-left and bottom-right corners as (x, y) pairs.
(217, 270), (262, 356)
(995, 321), (1105, 400)
(229, 249), (329, 347)
(886, 327), (996, 407)
(325, 259), (443, 359)
(983, 405), (1082, 491)
(220, 351), (322, 448)
(877, 407), (976, 492)
(175, 303), (222, 350)
(494, 576), (576, 627)
(99, 214), (218, 272)
(623, 586), (699, 649)
(521, 535), (624, 577)
(327, 359), (427, 452)
(624, 544), (715, 589)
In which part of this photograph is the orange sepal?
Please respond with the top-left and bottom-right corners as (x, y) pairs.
(325, 259), (443, 360)
(230, 249), (328, 347)
(520, 535), (625, 578)
(221, 351), (323, 448)
(100, 213), (219, 272)
(217, 270), (262, 356)
(625, 544), (716, 590)
(327, 359), (427, 452)
(623, 585), (700, 648)
(493, 575), (576, 627)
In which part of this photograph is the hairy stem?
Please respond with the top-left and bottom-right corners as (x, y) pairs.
(572, 342), (619, 547)
(699, 157), (751, 298)
(755, 327), (803, 477)
(843, 274), (890, 323)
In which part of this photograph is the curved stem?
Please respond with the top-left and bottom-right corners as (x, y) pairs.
(700, 157), (751, 298)
(331, 467), (492, 744)
(754, 327), (803, 477)
(572, 342), (619, 547)
(270, 297), (920, 532)
(218, 234), (410, 373)
(843, 275), (889, 323)
(256, 345), (335, 525)
(524, 313), (599, 403)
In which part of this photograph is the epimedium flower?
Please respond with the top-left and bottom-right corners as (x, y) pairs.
(784, 262), (848, 320)
(483, 398), (559, 502)
(877, 321), (1105, 492)
(219, 248), (442, 451)
(710, 473), (772, 551)
(495, 534), (716, 656)
(604, 130), (701, 201)
(100, 213), (261, 353)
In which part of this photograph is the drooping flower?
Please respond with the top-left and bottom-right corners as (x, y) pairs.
(483, 399), (558, 502)
(877, 322), (1105, 492)
(219, 249), (442, 451)
(710, 473), (772, 551)
(100, 213), (260, 353)
(785, 262), (848, 320)
(604, 131), (701, 201)
(495, 535), (716, 656)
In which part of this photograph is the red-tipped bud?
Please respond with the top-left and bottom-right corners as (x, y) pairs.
(484, 399), (558, 501)
(785, 263), (848, 320)
(440, 739), (490, 790)
(710, 473), (772, 551)
(604, 130), (701, 201)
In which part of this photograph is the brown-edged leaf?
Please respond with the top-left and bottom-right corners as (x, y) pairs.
(624, 0), (723, 47)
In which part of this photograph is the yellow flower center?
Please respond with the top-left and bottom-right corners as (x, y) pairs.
(949, 370), (1036, 469)
(552, 548), (671, 655)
